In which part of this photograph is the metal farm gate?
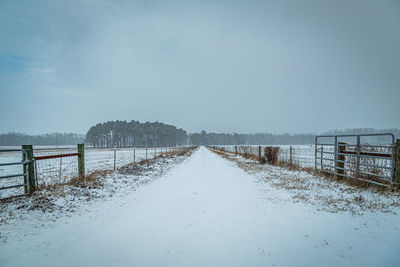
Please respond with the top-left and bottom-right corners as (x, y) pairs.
(0, 145), (84, 198)
(0, 149), (32, 195)
(315, 133), (396, 185)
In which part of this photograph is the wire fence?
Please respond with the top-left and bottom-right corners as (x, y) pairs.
(212, 137), (399, 186)
(33, 147), (79, 187)
(212, 145), (315, 167)
(277, 145), (315, 167)
(0, 146), (191, 198)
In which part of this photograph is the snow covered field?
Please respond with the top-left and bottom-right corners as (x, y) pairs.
(1, 147), (399, 266)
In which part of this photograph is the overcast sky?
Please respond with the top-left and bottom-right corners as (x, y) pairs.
(0, 0), (399, 134)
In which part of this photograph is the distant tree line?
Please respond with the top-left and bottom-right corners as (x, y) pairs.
(188, 131), (315, 145)
(188, 128), (400, 145)
(0, 132), (85, 146)
(1, 125), (398, 147)
(320, 128), (400, 144)
(85, 120), (187, 147)
(188, 131), (245, 146)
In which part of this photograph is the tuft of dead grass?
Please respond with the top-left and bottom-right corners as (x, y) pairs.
(67, 170), (111, 189)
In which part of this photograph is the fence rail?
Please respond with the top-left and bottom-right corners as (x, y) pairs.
(34, 153), (81, 161)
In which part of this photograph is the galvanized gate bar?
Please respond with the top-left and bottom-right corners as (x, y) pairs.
(0, 149), (30, 194)
(1, 184), (27, 190)
(0, 173), (26, 179)
(0, 162), (27, 167)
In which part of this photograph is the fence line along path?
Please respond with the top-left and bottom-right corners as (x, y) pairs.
(211, 133), (400, 186)
(0, 144), (191, 199)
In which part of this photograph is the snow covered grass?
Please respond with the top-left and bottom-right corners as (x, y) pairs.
(209, 148), (400, 215)
(0, 149), (195, 243)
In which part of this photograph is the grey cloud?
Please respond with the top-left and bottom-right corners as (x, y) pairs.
(0, 0), (399, 134)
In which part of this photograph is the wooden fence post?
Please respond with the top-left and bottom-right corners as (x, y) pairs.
(235, 146), (238, 155)
(113, 149), (117, 171)
(356, 136), (361, 178)
(77, 144), (85, 178)
(320, 146), (323, 170)
(258, 146), (262, 163)
(337, 142), (346, 176)
(289, 146), (293, 165)
(22, 145), (35, 193)
(395, 139), (400, 184)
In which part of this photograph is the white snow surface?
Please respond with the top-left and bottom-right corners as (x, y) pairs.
(1, 147), (400, 266)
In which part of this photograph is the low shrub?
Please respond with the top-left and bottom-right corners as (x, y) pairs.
(264, 147), (280, 164)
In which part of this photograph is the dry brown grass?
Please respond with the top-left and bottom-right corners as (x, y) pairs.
(67, 170), (111, 189)
(119, 148), (195, 175)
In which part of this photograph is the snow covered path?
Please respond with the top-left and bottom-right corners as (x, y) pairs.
(1, 147), (399, 266)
